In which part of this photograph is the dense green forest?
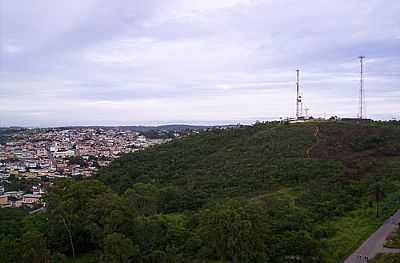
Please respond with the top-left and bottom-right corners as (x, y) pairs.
(1, 121), (400, 263)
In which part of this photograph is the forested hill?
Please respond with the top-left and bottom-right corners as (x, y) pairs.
(97, 121), (400, 204)
(94, 121), (400, 261)
(2, 121), (400, 263)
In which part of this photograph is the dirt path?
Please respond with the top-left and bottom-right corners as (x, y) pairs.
(306, 126), (320, 159)
(343, 209), (400, 263)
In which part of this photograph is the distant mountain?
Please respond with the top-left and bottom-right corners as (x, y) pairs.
(46, 124), (238, 132)
(123, 124), (217, 132)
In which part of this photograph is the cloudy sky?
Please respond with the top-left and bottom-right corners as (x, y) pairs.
(1, 0), (399, 126)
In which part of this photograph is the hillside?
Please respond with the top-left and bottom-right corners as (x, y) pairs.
(94, 121), (400, 261)
(98, 121), (400, 207)
(0, 127), (25, 144)
(1, 121), (400, 263)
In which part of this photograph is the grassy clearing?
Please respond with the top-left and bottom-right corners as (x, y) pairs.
(324, 207), (383, 263)
(369, 253), (400, 263)
(385, 228), (400, 249)
(253, 187), (302, 203)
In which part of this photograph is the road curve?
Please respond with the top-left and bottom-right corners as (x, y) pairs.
(343, 209), (400, 263)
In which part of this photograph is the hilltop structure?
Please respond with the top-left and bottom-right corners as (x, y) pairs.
(288, 69), (311, 123)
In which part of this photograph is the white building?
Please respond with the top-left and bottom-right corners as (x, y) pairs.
(23, 194), (42, 205)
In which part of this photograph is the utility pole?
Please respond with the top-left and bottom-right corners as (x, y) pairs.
(359, 56), (365, 119)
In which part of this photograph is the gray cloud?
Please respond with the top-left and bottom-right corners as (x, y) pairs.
(0, 0), (399, 126)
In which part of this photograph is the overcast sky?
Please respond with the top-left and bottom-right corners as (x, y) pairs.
(1, 0), (399, 126)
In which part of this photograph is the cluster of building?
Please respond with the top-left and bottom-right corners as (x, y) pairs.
(0, 127), (173, 209)
(0, 185), (44, 209)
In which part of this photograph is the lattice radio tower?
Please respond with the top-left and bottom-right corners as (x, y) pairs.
(296, 69), (302, 119)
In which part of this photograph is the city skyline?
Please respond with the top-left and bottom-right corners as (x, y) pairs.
(1, 0), (400, 126)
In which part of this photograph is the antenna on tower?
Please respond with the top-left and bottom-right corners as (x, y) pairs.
(296, 69), (301, 119)
(359, 56), (366, 119)
(305, 108), (309, 119)
(300, 91), (304, 117)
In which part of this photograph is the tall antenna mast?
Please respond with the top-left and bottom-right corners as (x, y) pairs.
(296, 69), (301, 119)
(359, 56), (365, 119)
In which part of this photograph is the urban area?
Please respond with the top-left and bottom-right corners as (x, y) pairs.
(0, 127), (179, 210)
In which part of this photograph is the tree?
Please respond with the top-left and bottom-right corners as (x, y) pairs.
(124, 183), (160, 216)
(19, 231), (51, 263)
(374, 184), (385, 218)
(196, 200), (270, 263)
(134, 213), (189, 260)
(102, 233), (138, 263)
(0, 237), (20, 262)
(46, 179), (114, 255)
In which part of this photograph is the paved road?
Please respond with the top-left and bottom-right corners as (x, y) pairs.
(343, 209), (400, 263)
(29, 206), (46, 214)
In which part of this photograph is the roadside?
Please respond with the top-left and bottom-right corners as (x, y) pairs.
(343, 209), (400, 263)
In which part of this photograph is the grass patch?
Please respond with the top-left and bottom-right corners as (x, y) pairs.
(253, 187), (302, 203)
(385, 228), (400, 249)
(324, 207), (383, 263)
(369, 253), (400, 263)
